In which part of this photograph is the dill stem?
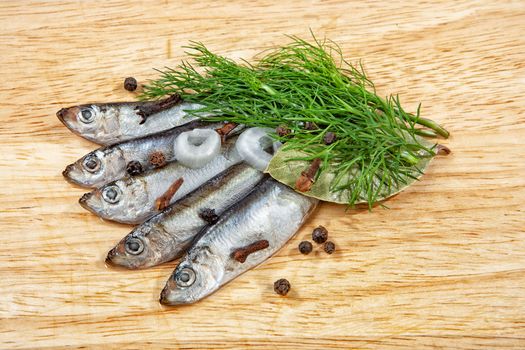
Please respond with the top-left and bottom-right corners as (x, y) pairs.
(414, 129), (439, 138)
(400, 150), (420, 165)
(408, 115), (449, 138)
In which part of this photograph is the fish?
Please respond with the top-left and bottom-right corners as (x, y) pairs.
(79, 137), (242, 224)
(159, 178), (318, 306)
(62, 120), (226, 188)
(106, 164), (265, 269)
(57, 96), (209, 145)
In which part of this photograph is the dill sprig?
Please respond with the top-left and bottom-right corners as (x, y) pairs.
(141, 35), (449, 207)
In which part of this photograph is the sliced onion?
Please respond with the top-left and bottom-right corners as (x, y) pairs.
(235, 127), (281, 171)
(173, 128), (221, 168)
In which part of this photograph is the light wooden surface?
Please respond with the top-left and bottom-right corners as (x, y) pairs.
(1, 1), (524, 349)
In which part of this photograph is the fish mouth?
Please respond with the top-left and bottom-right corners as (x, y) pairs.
(56, 106), (79, 126)
(105, 254), (140, 271)
(159, 288), (195, 306)
(62, 164), (74, 177)
(105, 255), (116, 267)
(105, 249), (121, 267)
(62, 164), (73, 180)
(56, 106), (104, 145)
(105, 245), (129, 269)
(62, 163), (92, 187)
(78, 191), (99, 215)
(158, 278), (196, 306)
(56, 108), (68, 123)
(105, 246), (117, 264)
(105, 250), (135, 270)
(62, 164), (82, 185)
(159, 285), (174, 306)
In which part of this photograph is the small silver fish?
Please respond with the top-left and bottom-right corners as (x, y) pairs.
(57, 97), (207, 145)
(159, 179), (318, 306)
(106, 164), (264, 269)
(63, 120), (224, 188)
(79, 137), (242, 224)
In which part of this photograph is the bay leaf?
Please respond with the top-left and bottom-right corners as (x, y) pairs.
(265, 138), (435, 205)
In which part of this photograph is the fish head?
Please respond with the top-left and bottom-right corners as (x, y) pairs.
(63, 148), (126, 187)
(106, 223), (166, 269)
(79, 177), (148, 223)
(57, 104), (116, 143)
(160, 247), (223, 305)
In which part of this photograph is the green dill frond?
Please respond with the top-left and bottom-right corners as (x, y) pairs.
(141, 35), (448, 208)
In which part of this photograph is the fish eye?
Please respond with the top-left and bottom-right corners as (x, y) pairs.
(82, 154), (101, 173)
(102, 185), (121, 204)
(79, 107), (95, 123)
(175, 267), (196, 287)
(125, 237), (144, 255)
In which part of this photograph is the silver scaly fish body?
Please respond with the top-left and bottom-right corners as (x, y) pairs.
(159, 179), (318, 305)
(79, 137), (242, 224)
(63, 120), (224, 188)
(57, 100), (207, 145)
(106, 164), (264, 269)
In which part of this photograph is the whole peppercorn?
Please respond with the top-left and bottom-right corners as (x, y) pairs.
(276, 125), (291, 137)
(304, 121), (318, 130)
(199, 208), (219, 224)
(124, 77), (138, 92)
(126, 160), (143, 176)
(324, 241), (336, 254)
(298, 241), (313, 255)
(312, 225), (328, 244)
(273, 278), (291, 296)
(323, 131), (336, 145)
(149, 151), (166, 167)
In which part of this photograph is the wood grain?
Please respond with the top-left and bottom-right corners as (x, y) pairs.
(1, 1), (524, 348)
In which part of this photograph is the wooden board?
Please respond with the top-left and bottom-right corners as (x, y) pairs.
(1, 1), (524, 348)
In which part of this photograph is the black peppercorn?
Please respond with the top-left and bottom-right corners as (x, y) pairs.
(124, 77), (138, 91)
(312, 225), (328, 244)
(324, 241), (335, 254)
(199, 208), (219, 224)
(304, 121), (318, 130)
(126, 160), (143, 176)
(323, 131), (336, 145)
(273, 278), (291, 296)
(298, 241), (313, 255)
(276, 125), (291, 137)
